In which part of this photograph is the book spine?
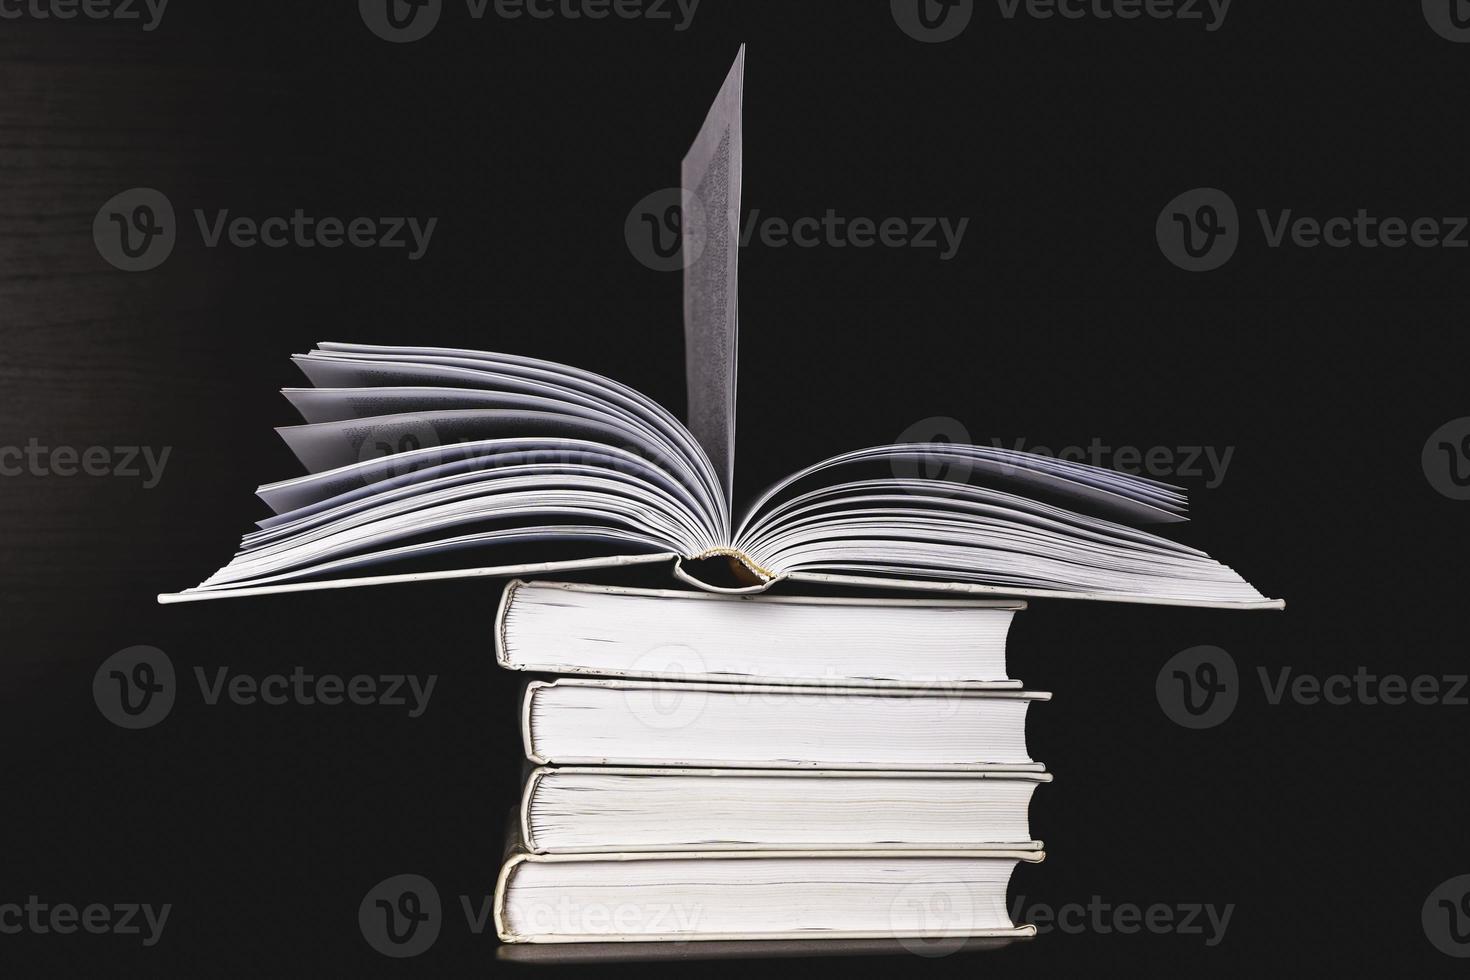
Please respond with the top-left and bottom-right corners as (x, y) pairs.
(519, 767), (550, 853)
(493, 853), (529, 943)
(493, 578), (525, 670)
(521, 681), (548, 765)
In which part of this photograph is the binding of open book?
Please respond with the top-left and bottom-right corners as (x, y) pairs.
(158, 47), (1281, 610)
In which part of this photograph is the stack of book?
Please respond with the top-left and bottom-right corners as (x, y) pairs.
(154, 45), (1280, 951)
(490, 579), (1052, 945)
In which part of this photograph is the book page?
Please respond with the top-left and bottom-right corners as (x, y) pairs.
(682, 46), (744, 509)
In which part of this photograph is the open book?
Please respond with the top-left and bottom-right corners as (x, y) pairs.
(160, 48), (1279, 610)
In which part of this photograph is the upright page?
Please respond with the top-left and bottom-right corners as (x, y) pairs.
(682, 45), (744, 507)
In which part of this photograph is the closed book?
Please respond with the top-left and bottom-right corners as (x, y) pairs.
(494, 846), (1044, 944)
(521, 678), (1048, 771)
(520, 766), (1048, 853)
(496, 579), (1024, 689)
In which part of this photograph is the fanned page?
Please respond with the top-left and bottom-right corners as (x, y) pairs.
(682, 45), (743, 509)
(158, 341), (1277, 608)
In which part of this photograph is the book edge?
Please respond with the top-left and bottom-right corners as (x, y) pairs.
(495, 847), (1042, 943)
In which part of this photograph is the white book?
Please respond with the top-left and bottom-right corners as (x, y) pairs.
(496, 580), (1024, 689)
(519, 767), (1049, 854)
(494, 848), (1044, 944)
(521, 678), (1048, 771)
(158, 48), (1280, 612)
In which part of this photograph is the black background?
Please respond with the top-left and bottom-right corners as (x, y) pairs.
(3, 0), (1467, 974)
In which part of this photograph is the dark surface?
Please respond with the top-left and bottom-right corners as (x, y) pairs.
(2, 2), (1466, 974)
